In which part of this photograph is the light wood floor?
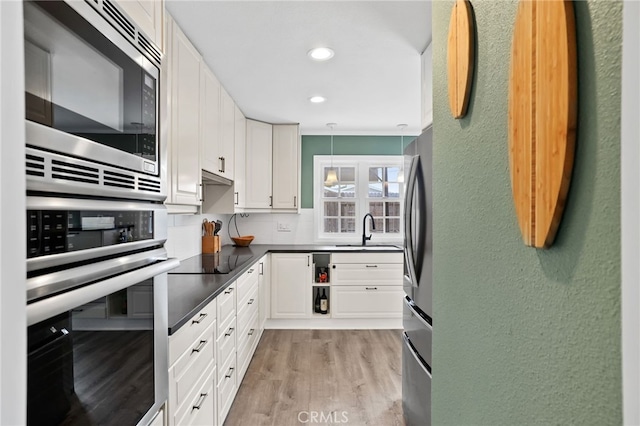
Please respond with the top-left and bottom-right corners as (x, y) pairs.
(224, 329), (405, 426)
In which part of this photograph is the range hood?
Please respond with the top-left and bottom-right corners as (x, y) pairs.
(202, 169), (232, 186)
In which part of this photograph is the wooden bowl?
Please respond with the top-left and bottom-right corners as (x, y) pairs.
(231, 235), (254, 247)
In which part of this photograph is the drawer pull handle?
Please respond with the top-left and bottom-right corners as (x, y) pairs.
(191, 340), (207, 354)
(225, 327), (235, 337)
(192, 313), (208, 324)
(365, 265), (378, 268)
(260, 262), (264, 275)
(365, 287), (378, 290)
(192, 392), (208, 411)
(248, 298), (255, 305)
(225, 367), (235, 378)
(248, 329), (255, 336)
(248, 269), (254, 274)
(224, 287), (234, 294)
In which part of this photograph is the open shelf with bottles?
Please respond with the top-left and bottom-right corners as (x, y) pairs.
(312, 253), (331, 284)
(312, 285), (331, 317)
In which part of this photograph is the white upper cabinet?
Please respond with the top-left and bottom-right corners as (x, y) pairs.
(245, 119), (273, 209)
(200, 65), (222, 177)
(164, 14), (201, 209)
(272, 124), (299, 210)
(115, 0), (164, 50)
(234, 105), (247, 209)
(219, 88), (235, 180)
(421, 42), (433, 130)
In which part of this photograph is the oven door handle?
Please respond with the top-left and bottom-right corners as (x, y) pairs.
(27, 248), (171, 302)
(27, 257), (180, 326)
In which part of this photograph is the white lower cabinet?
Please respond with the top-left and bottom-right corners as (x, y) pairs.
(175, 366), (216, 426)
(165, 255), (279, 425)
(331, 285), (405, 318)
(168, 301), (217, 426)
(271, 253), (311, 319)
(258, 255), (270, 333)
(266, 251), (404, 323)
(216, 281), (237, 425)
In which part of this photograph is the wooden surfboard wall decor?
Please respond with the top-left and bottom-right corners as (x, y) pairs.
(447, 0), (475, 119)
(508, 0), (578, 249)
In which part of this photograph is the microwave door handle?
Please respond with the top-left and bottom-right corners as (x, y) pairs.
(27, 257), (180, 326)
(404, 156), (419, 287)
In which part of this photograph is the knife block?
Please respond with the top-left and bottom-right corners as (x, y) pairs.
(202, 236), (221, 254)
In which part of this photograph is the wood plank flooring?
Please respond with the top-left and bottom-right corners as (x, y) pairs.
(224, 329), (405, 426)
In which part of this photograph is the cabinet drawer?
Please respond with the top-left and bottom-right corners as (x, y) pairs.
(175, 366), (216, 426)
(237, 310), (259, 383)
(216, 283), (236, 336)
(217, 355), (237, 426)
(237, 284), (258, 335)
(169, 322), (215, 409)
(236, 263), (259, 306)
(331, 252), (403, 264)
(169, 301), (217, 366)
(216, 317), (236, 383)
(331, 285), (404, 318)
(332, 263), (403, 286)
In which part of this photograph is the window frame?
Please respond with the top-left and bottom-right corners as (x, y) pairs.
(313, 155), (404, 244)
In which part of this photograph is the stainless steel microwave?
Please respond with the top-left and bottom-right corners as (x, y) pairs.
(24, 0), (165, 201)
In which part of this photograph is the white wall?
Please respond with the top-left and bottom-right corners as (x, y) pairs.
(0, 2), (26, 424)
(621, 2), (640, 424)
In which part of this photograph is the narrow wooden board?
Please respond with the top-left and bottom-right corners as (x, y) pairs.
(508, 0), (577, 248)
(447, 0), (475, 119)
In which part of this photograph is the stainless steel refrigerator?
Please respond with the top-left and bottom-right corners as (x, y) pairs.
(402, 126), (433, 425)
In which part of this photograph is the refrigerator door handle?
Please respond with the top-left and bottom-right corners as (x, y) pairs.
(404, 296), (432, 330)
(404, 155), (420, 287)
(403, 332), (432, 378)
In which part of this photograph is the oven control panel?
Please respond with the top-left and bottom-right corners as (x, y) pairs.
(27, 209), (154, 259)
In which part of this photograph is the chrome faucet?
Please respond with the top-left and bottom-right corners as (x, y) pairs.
(362, 213), (376, 246)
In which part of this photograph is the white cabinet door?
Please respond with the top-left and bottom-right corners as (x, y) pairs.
(271, 253), (311, 319)
(421, 42), (433, 131)
(115, 0), (164, 50)
(331, 285), (404, 319)
(272, 124), (299, 210)
(234, 105), (246, 209)
(200, 65), (222, 176)
(258, 254), (270, 330)
(220, 88), (235, 180)
(245, 119), (273, 208)
(166, 16), (201, 206)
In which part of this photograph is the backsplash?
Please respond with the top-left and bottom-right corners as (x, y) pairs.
(165, 213), (232, 260)
(165, 209), (316, 260)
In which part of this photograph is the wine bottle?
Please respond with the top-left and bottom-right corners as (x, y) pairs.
(320, 288), (328, 314)
(314, 288), (321, 313)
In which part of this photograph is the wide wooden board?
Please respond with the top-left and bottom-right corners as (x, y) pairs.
(508, 0), (577, 248)
(447, 0), (475, 119)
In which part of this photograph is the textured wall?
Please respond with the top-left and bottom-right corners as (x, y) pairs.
(431, 1), (622, 424)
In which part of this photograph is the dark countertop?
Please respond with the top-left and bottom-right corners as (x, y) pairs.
(167, 243), (402, 335)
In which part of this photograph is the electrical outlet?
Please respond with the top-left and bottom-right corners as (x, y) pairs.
(277, 222), (292, 232)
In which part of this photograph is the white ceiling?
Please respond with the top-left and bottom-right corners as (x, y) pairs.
(165, 1), (432, 136)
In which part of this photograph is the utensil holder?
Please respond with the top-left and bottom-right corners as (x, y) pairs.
(202, 236), (220, 253)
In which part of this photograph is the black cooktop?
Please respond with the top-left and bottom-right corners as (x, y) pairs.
(169, 253), (254, 274)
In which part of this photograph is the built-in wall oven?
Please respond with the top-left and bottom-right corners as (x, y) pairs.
(26, 197), (179, 426)
(24, 0), (164, 201)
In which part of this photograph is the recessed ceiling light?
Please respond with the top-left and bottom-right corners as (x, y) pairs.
(309, 96), (326, 103)
(308, 47), (334, 61)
